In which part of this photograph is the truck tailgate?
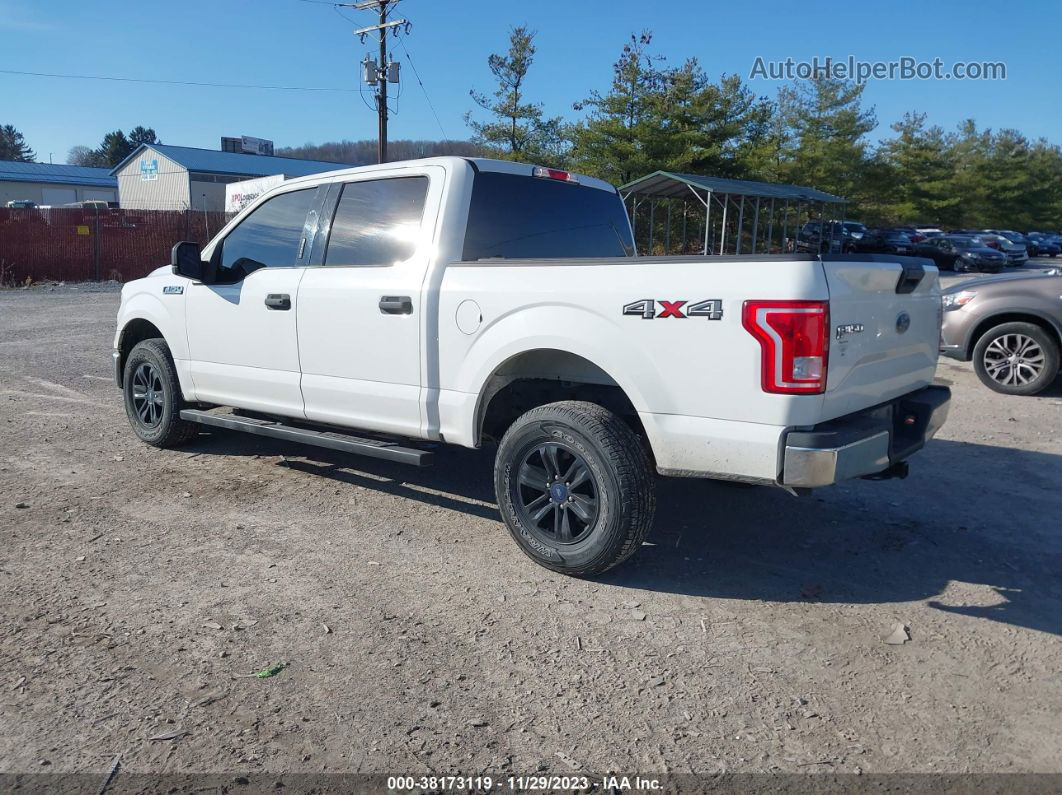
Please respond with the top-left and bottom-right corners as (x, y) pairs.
(822, 257), (941, 420)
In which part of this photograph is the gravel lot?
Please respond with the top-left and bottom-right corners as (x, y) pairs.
(1, 274), (1060, 781)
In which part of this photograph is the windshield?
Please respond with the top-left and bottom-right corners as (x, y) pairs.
(948, 237), (977, 249)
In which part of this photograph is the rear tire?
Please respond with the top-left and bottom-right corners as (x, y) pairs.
(494, 401), (655, 577)
(123, 338), (199, 447)
(972, 322), (1060, 396)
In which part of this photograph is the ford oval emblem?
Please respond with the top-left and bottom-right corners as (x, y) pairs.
(896, 311), (911, 334)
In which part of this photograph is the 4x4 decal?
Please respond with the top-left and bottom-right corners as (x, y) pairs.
(622, 298), (723, 320)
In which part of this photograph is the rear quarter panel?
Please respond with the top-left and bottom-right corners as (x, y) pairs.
(435, 255), (832, 445)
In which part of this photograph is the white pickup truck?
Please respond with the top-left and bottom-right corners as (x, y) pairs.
(113, 157), (950, 576)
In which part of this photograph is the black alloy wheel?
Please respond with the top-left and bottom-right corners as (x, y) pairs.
(513, 441), (599, 545)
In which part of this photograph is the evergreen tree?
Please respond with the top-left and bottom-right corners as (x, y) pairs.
(465, 26), (565, 162)
(128, 126), (160, 147)
(568, 32), (664, 186)
(947, 119), (993, 228)
(875, 112), (958, 226)
(97, 130), (134, 167)
(0, 124), (36, 162)
(775, 77), (876, 203)
(648, 65), (774, 179)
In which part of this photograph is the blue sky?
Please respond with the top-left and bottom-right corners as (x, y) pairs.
(2, 0), (1060, 164)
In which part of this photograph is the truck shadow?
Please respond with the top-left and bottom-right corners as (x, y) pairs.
(185, 432), (1062, 637)
(602, 438), (1062, 638)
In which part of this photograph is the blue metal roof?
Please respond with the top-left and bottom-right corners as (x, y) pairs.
(0, 160), (117, 188)
(111, 144), (350, 178)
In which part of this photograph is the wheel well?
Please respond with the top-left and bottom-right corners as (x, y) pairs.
(967, 313), (1062, 357)
(477, 350), (650, 457)
(117, 319), (164, 386)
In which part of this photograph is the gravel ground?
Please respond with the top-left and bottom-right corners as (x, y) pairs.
(0, 278), (1060, 781)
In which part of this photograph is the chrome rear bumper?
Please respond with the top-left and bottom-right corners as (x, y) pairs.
(781, 385), (950, 488)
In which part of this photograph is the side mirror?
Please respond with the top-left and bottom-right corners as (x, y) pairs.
(171, 241), (205, 281)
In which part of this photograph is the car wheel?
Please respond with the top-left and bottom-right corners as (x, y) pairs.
(123, 338), (199, 447)
(972, 322), (1060, 396)
(494, 401), (656, 577)
(951, 256), (965, 272)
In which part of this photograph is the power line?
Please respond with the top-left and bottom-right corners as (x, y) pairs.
(0, 68), (359, 93)
(397, 37), (448, 140)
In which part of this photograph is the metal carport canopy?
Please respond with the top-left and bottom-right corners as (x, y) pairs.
(619, 170), (846, 256)
(618, 170), (845, 203)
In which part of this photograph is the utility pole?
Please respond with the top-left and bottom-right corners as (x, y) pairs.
(345, 0), (409, 164)
(376, 0), (388, 163)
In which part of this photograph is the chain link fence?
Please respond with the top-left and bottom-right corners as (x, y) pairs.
(0, 207), (234, 285)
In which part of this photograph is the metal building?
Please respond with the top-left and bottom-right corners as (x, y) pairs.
(620, 171), (846, 256)
(110, 144), (350, 211)
(0, 161), (117, 207)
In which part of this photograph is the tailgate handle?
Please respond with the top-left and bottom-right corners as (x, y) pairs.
(896, 262), (925, 294)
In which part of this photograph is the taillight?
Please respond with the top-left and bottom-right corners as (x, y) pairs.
(532, 166), (578, 184)
(742, 301), (830, 394)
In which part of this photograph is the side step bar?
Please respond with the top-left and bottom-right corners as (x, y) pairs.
(179, 410), (433, 467)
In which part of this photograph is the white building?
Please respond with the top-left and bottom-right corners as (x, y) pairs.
(111, 144), (349, 211)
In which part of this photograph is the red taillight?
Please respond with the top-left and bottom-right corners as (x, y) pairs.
(742, 300), (830, 394)
(532, 166), (578, 183)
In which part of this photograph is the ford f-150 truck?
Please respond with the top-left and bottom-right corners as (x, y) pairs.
(113, 157), (950, 576)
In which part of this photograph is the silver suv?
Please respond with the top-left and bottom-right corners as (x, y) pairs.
(941, 270), (1062, 395)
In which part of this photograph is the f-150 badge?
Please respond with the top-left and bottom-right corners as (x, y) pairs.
(622, 299), (723, 320)
(163, 286), (184, 295)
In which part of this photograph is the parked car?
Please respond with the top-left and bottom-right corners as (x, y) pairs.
(1034, 239), (1060, 257)
(941, 270), (1062, 395)
(914, 225), (944, 237)
(1026, 233), (1060, 257)
(891, 225), (927, 244)
(914, 235), (1006, 272)
(794, 220), (866, 253)
(975, 233), (1028, 265)
(850, 228), (915, 254)
(112, 156), (950, 576)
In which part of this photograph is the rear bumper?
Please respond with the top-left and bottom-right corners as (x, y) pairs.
(939, 343), (966, 361)
(781, 385), (950, 488)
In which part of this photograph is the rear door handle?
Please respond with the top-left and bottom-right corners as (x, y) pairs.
(379, 296), (413, 315)
(265, 293), (291, 310)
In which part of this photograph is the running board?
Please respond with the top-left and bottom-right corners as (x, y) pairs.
(179, 410), (433, 467)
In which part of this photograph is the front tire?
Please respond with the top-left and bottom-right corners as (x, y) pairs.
(494, 401), (656, 577)
(972, 322), (1060, 396)
(123, 338), (198, 447)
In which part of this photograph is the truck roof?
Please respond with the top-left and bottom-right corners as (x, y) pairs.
(281, 156), (617, 194)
